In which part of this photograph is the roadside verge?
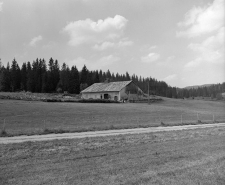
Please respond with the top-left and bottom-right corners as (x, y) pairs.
(1, 123), (225, 144)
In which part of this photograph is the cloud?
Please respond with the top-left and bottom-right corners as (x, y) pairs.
(177, 0), (224, 37)
(149, 45), (157, 50)
(93, 42), (115, 50)
(140, 45), (158, 52)
(66, 57), (87, 70)
(157, 56), (175, 67)
(29, 35), (43, 46)
(117, 40), (133, 47)
(166, 56), (175, 62)
(141, 53), (160, 63)
(63, 15), (128, 46)
(93, 39), (133, 51)
(42, 41), (57, 49)
(163, 74), (177, 82)
(98, 55), (120, 66)
(66, 55), (120, 70)
(0, 2), (3, 12)
(185, 27), (224, 68)
(184, 58), (202, 68)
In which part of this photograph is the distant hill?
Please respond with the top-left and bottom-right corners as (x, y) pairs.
(184, 84), (214, 89)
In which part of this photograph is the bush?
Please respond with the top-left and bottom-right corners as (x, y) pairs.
(78, 99), (119, 103)
(0, 130), (8, 137)
(42, 98), (62, 102)
(216, 93), (223, 100)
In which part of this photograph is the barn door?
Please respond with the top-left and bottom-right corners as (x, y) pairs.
(104, 94), (109, 99)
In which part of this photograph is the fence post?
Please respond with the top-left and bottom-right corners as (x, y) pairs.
(197, 113), (200, 122)
(44, 120), (46, 130)
(2, 119), (6, 132)
(181, 115), (183, 124)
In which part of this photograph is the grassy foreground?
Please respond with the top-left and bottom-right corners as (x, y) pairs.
(0, 127), (225, 185)
(1, 98), (225, 136)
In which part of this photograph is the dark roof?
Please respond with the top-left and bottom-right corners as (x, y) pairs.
(81, 81), (132, 93)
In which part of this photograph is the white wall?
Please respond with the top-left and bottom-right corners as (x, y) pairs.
(120, 87), (128, 100)
(82, 92), (120, 100)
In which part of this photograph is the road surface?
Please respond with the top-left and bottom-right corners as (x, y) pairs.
(1, 123), (225, 144)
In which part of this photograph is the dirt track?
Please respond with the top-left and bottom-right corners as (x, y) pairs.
(1, 123), (225, 144)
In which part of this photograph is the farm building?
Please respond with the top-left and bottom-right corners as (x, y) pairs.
(81, 80), (144, 101)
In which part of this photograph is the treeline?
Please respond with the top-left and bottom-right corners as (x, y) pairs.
(177, 84), (225, 99)
(0, 58), (175, 96)
(0, 58), (224, 99)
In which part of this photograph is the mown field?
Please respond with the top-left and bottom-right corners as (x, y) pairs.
(0, 126), (225, 185)
(0, 97), (225, 136)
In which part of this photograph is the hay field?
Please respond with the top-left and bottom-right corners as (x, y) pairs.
(1, 126), (225, 185)
(0, 97), (225, 136)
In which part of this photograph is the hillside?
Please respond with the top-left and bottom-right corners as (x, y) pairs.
(184, 84), (214, 89)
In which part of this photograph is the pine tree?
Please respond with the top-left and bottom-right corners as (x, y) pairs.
(10, 58), (20, 91)
(53, 59), (60, 91)
(69, 66), (80, 94)
(20, 62), (27, 91)
(94, 70), (100, 83)
(32, 59), (40, 92)
(86, 71), (93, 86)
(80, 65), (88, 84)
(125, 72), (130, 80)
(41, 59), (47, 93)
(26, 62), (34, 92)
(0, 63), (11, 92)
(99, 70), (103, 82)
(106, 70), (111, 79)
(47, 58), (55, 92)
(58, 63), (70, 92)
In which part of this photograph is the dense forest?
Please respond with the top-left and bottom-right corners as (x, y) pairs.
(0, 58), (224, 99)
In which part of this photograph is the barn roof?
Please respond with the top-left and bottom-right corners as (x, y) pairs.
(81, 80), (132, 93)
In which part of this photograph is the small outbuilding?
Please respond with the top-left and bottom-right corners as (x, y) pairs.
(81, 80), (144, 101)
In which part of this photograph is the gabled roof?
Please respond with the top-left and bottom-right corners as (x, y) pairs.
(81, 80), (132, 93)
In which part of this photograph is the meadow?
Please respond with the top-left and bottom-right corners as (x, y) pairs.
(0, 126), (225, 184)
(0, 96), (225, 136)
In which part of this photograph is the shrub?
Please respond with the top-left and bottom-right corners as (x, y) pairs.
(0, 130), (8, 137)
(78, 99), (119, 103)
(43, 98), (62, 102)
(216, 93), (223, 100)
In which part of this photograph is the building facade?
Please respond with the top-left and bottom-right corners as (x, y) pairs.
(81, 81), (143, 101)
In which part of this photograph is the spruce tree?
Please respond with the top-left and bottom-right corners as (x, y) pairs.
(47, 58), (55, 92)
(26, 62), (34, 92)
(0, 63), (11, 92)
(41, 59), (47, 93)
(10, 58), (20, 91)
(80, 65), (88, 84)
(20, 62), (27, 91)
(58, 63), (70, 92)
(94, 70), (100, 83)
(69, 66), (80, 94)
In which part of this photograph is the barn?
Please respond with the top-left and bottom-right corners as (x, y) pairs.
(81, 80), (144, 101)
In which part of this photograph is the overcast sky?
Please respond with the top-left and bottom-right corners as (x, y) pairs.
(0, 0), (224, 87)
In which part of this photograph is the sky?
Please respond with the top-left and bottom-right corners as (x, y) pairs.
(0, 0), (224, 88)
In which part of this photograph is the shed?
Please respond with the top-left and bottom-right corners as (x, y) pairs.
(81, 80), (143, 101)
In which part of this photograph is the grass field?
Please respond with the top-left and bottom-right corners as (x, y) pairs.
(0, 97), (225, 136)
(0, 126), (225, 184)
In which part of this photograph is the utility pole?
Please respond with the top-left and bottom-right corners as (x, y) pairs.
(148, 80), (150, 105)
(128, 91), (130, 102)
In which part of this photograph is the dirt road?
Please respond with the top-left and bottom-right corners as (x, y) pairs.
(1, 123), (225, 144)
